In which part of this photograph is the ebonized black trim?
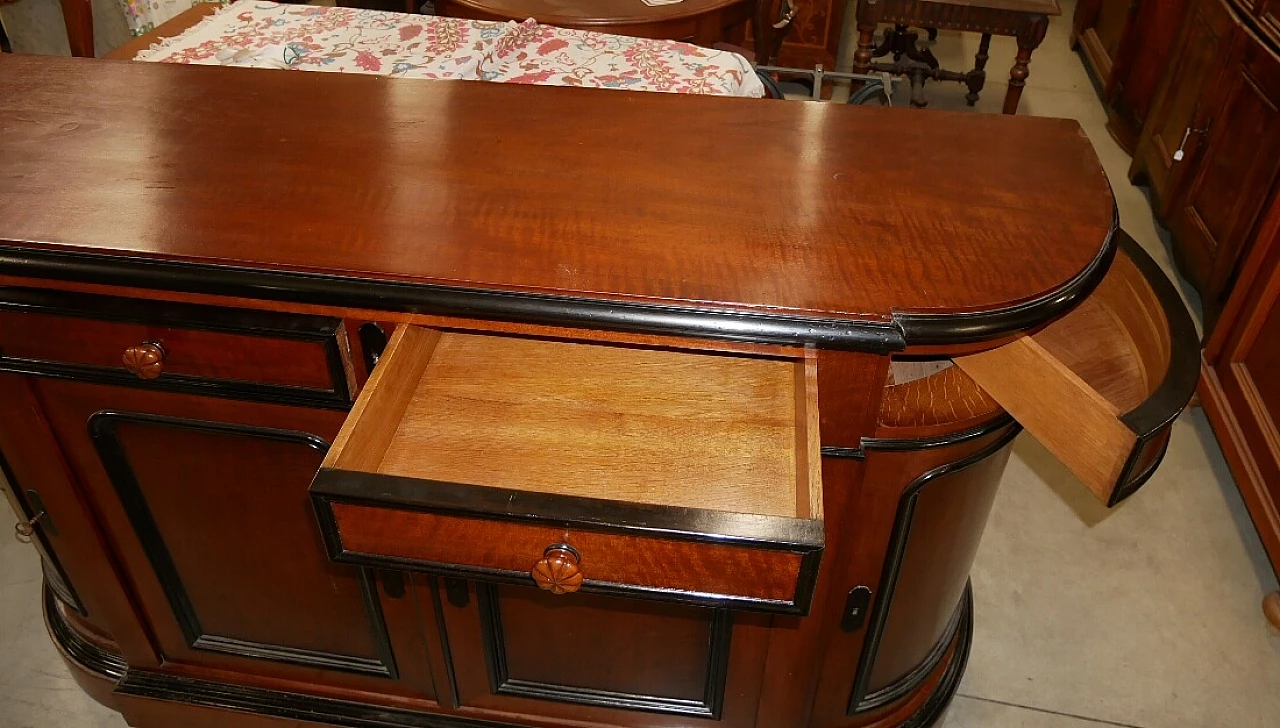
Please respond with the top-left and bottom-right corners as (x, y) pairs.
(0, 448), (87, 615)
(822, 414), (1016, 460)
(43, 585), (127, 681)
(857, 594), (966, 712)
(0, 228), (1117, 350)
(427, 576), (463, 709)
(312, 473), (823, 614)
(475, 583), (732, 719)
(88, 412), (397, 678)
(848, 424), (1021, 714)
(902, 586), (973, 728)
(114, 670), (537, 728)
(312, 471), (823, 549)
(0, 286), (351, 408)
(44, 574), (971, 728)
(1107, 231), (1200, 506)
(893, 214), (1118, 346)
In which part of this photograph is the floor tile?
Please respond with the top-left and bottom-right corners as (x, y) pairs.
(940, 694), (1136, 728)
(961, 410), (1280, 728)
(0, 518), (127, 728)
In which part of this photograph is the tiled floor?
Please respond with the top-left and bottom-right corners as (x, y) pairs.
(3, 1), (1280, 727)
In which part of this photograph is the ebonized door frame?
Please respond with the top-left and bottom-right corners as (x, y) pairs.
(474, 583), (733, 719)
(88, 411), (398, 678)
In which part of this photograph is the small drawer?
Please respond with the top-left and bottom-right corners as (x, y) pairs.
(311, 327), (824, 614)
(954, 232), (1199, 506)
(0, 288), (350, 406)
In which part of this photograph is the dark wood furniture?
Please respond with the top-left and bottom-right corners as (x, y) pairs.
(1200, 178), (1280, 628)
(1071, 0), (1191, 153)
(1130, 0), (1280, 331)
(851, 0), (1062, 114)
(0, 55), (1196, 728)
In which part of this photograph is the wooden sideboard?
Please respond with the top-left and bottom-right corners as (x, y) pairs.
(0, 55), (1196, 728)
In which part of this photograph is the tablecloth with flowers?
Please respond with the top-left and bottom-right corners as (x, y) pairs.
(134, 1), (765, 97)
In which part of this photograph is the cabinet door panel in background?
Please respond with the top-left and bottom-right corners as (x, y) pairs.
(436, 580), (770, 727)
(1169, 25), (1280, 316)
(30, 379), (435, 698)
(1136, 0), (1234, 212)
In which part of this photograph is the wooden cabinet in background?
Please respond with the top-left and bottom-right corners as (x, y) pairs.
(1200, 194), (1280, 619)
(1072, 0), (1192, 153)
(1165, 22), (1280, 326)
(1131, 0), (1280, 329)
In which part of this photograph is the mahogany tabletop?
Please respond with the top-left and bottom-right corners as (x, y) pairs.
(0, 55), (1114, 349)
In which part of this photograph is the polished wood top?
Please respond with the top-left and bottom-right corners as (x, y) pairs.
(0, 55), (1113, 349)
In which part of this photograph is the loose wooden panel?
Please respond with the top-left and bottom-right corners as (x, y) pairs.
(954, 235), (1196, 504)
(0, 55), (1115, 335)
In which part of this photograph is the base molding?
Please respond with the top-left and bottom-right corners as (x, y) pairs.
(47, 580), (972, 728)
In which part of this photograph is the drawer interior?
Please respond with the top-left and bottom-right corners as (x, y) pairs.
(954, 233), (1199, 505)
(323, 326), (822, 521)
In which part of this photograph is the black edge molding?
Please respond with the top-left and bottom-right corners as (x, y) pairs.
(475, 584), (733, 718)
(1108, 231), (1200, 506)
(44, 584), (126, 681)
(311, 470), (823, 614)
(892, 210), (1119, 346)
(901, 586), (973, 728)
(45, 579), (967, 728)
(88, 412), (398, 678)
(822, 414), (1016, 460)
(848, 423), (1021, 714)
(0, 228), (1117, 351)
(0, 286), (351, 409)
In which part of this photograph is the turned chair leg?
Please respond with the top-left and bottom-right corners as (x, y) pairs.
(965, 33), (991, 106)
(1266, 591), (1280, 630)
(58, 0), (94, 58)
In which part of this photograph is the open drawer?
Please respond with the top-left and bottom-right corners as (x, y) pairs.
(310, 327), (824, 614)
(955, 231), (1200, 506)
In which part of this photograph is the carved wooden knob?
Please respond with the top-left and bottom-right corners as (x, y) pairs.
(122, 342), (165, 380)
(532, 544), (583, 595)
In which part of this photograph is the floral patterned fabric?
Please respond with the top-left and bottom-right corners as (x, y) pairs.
(124, 0), (222, 37)
(135, 1), (765, 97)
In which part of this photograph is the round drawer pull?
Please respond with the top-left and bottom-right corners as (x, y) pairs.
(122, 342), (166, 380)
(532, 543), (583, 595)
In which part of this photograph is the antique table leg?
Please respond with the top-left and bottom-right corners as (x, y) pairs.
(966, 33), (992, 106)
(852, 22), (878, 75)
(58, 0), (94, 57)
(1003, 15), (1049, 115)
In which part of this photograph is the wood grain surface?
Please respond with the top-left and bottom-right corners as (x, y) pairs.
(367, 329), (816, 518)
(0, 55), (1114, 328)
(954, 245), (1173, 501)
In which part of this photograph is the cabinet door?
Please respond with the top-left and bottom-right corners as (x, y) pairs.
(1135, 0), (1235, 213)
(27, 378), (437, 698)
(1208, 213), (1280, 571)
(1168, 25), (1280, 316)
(433, 579), (771, 728)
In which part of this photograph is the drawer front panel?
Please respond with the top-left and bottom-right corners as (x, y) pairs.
(0, 288), (350, 406)
(315, 496), (820, 613)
